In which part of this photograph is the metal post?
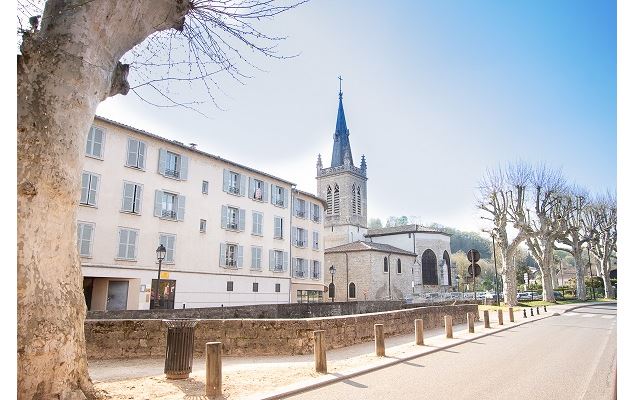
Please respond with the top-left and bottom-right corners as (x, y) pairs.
(155, 258), (163, 309)
(523, 309), (527, 318)
(205, 342), (222, 397)
(492, 234), (500, 306)
(530, 308), (534, 316)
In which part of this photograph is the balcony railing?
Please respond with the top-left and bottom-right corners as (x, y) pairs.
(272, 264), (284, 272)
(296, 210), (305, 218)
(311, 272), (320, 280)
(294, 270), (306, 278)
(275, 199), (284, 206)
(227, 222), (238, 230)
(228, 186), (240, 195)
(162, 210), (177, 219)
(295, 240), (306, 247)
(164, 169), (180, 179)
(312, 215), (320, 222)
(223, 259), (238, 269)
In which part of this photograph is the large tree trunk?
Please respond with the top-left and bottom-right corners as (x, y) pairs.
(500, 251), (518, 306)
(572, 243), (587, 301)
(17, 1), (189, 398)
(538, 243), (556, 302)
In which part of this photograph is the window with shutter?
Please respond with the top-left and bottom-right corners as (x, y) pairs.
(164, 151), (181, 179)
(333, 184), (340, 214)
(251, 178), (265, 201)
(159, 233), (176, 263)
(86, 126), (104, 158)
(160, 192), (178, 220)
(126, 138), (146, 169)
(352, 185), (357, 214)
(80, 172), (100, 207)
(225, 207), (239, 230)
(223, 243), (238, 268)
(272, 185), (285, 207)
(312, 231), (319, 250)
(274, 216), (283, 239)
(200, 219), (207, 233)
(326, 186), (332, 215)
(77, 222), (95, 257)
(117, 228), (138, 260)
(311, 261), (321, 279)
(226, 171), (240, 195)
(121, 182), (143, 214)
(252, 212), (263, 236)
(251, 246), (262, 270)
(357, 186), (361, 215)
(271, 250), (284, 272)
(202, 180), (209, 194)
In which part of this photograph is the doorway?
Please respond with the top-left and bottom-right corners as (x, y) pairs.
(106, 280), (129, 311)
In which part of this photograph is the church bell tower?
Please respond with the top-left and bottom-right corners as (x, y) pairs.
(317, 78), (368, 248)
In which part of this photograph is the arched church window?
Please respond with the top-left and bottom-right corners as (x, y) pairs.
(349, 282), (356, 299)
(443, 251), (451, 286)
(326, 186), (332, 215)
(334, 184), (340, 214)
(397, 258), (402, 274)
(421, 249), (438, 285)
(383, 257), (388, 273)
(356, 186), (361, 215)
(352, 184), (357, 215)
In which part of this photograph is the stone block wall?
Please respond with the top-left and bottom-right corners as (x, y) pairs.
(85, 303), (478, 360)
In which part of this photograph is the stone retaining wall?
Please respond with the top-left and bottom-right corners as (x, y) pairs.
(85, 304), (478, 360)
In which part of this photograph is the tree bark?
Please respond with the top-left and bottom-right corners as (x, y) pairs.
(17, 1), (189, 398)
(500, 250), (518, 306)
(572, 243), (587, 301)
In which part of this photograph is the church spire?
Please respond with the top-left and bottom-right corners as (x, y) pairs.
(331, 76), (354, 167)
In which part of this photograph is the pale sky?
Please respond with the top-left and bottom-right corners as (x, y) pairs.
(96, 0), (616, 233)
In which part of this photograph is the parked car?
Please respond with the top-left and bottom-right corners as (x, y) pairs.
(553, 291), (564, 300)
(517, 292), (533, 301)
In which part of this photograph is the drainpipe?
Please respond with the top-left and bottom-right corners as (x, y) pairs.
(289, 185), (295, 304)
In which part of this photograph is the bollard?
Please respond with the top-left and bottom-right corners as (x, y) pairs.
(497, 309), (504, 325)
(444, 315), (453, 338)
(508, 307), (515, 322)
(205, 342), (222, 397)
(374, 324), (385, 356)
(483, 310), (491, 328)
(523, 309), (527, 318)
(467, 313), (475, 333)
(313, 330), (327, 373)
(530, 308), (534, 316)
(544, 305), (547, 312)
(536, 306), (540, 315)
(415, 319), (424, 346)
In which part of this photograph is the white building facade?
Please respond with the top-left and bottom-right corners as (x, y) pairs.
(78, 116), (325, 311)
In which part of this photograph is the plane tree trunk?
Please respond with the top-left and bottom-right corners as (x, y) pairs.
(17, 1), (189, 398)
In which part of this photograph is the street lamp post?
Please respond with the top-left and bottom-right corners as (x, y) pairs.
(329, 265), (336, 303)
(154, 244), (167, 309)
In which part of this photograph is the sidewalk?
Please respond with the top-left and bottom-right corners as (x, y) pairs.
(90, 303), (584, 400)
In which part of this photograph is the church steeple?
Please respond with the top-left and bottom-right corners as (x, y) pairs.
(331, 76), (354, 168)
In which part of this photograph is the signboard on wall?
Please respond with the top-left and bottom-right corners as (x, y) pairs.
(160, 271), (170, 279)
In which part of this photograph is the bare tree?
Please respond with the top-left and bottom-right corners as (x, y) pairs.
(520, 165), (567, 302)
(583, 192), (617, 299)
(17, 1), (304, 398)
(477, 162), (531, 306)
(554, 186), (591, 300)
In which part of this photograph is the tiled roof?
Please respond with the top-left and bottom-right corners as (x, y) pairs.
(365, 224), (452, 237)
(325, 241), (416, 256)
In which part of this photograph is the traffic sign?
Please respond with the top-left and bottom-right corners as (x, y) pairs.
(468, 264), (481, 277)
(467, 249), (481, 263)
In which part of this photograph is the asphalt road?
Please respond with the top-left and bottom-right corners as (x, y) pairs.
(285, 303), (617, 400)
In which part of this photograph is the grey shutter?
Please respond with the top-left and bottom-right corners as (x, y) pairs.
(117, 230), (127, 258)
(249, 177), (255, 199)
(223, 169), (230, 192)
(85, 128), (93, 155)
(237, 246), (244, 268)
(238, 209), (246, 231)
(126, 138), (138, 167)
(219, 243), (226, 267)
(283, 188), (288, 208)
(269, 249), (274, 270)
(292, 227), (297, 245)
(270, 184), (275, 203)
(90, 175), (100, 206)
(252, 212), (257, 234)
(158, 148), (168, 175)
(283, 251), (289, 271)
(309, 203), (314, 220)
(303, 230), (308, 246)
(154, 190), (163, 217)
(128, 230), (137, 259)
(138, 141), (146, 169)
(92, 127), (104, 157)
(80, 173), (89, 204)
(176, 195), (186, 221)
(262, 182), (269, 203)
(239, 174), (246, 196)
(180, 155), (189, 180)
(122, 183), (134, 211)
(221, 205), (228, 228)
(136, 185), (143, 213)
(251, 247), (256, 269)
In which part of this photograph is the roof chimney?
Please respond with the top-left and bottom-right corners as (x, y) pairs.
(189, 143), (197, 149)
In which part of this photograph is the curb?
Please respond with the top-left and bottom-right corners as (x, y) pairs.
(249, 308), (560, 400)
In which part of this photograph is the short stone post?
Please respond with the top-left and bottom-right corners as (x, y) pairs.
(414, 319), (424, 345)
(508, 307), (515, 322)
(536, 306), (540, 315)
(530, 308), (534, 316)
(523, 309), (527, 318)
(313, 330), (327, 373)
(544, 305), (547, 312)
(467, 313), (475, 333)
(205, 342), (222, 398)
(444, 315), (453, 338)
(497, 309), (504, 325)
(374, 324), (385, 356)
(483, 310), (490, 328)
